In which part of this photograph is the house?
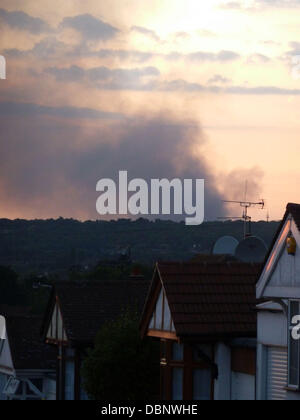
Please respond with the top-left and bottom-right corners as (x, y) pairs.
(41, 280), (150, 400)
(0, 314), (56, 400)
(140, 261), (261, 400)
(256, 203), (300, 400)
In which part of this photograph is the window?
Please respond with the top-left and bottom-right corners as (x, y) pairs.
(288, 300), (300, 388)
(172, 368), (183, 400)
(172, 343), (183, 361)
(193, 369), (211, 400)
(65, 350), (75, 400)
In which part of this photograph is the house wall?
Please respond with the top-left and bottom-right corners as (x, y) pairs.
(264, 247), (300, 297)
(260, 218), (300, 299)
(214, 343), (231, 400)
(257, 308), (300, 400)
(214, 342), (256, 401)
(257, 309), (287, 348)
(0, 373), (8, 400)
(43, 376), (56, 400)
(231, 372), (255, 400)
(159, 340), (256, 401)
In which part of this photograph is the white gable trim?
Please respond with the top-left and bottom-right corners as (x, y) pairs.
(46, 301), (68, 344)
(146, 268), (177, 339)
(148, 288), (175, 333)
(257, 216), (292, 298)
(257, 215), (300, 299)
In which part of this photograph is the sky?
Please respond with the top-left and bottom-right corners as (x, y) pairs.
(0, 0), (300, 221)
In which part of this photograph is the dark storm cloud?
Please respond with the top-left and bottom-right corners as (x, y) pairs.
(0, 8), (51, 34)
(0, 113), (226, 220)
(0, 101), (124, 120)
(60, 14), (119, 41)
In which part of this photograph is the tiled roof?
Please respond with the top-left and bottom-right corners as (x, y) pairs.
(142, 262), (261, 339)
(5, 315), (56, 371)
(189, 254), (238, 263)
(43, 280), (150, 345)
(0, 305), (30, 316)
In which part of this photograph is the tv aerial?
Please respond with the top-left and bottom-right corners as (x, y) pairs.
(220, 181), (265, 238)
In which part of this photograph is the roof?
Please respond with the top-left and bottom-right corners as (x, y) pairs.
(0, 305), (30, 316)
(141, 261), (261, 340)
(189, 254), (238, 263)
(42, 280), (150, 345)
(4, 315), (56, 371)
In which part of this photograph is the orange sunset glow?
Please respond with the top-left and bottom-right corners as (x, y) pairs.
(0, 0), (299, 220)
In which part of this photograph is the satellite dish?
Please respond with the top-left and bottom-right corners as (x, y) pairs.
(235, 236), (267, 263)
(213, 236), (239, 256)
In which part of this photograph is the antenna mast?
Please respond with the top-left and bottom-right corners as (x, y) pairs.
(222, 182), (265, 238)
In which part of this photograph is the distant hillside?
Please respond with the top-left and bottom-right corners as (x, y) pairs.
(0, 218), (279, 274)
